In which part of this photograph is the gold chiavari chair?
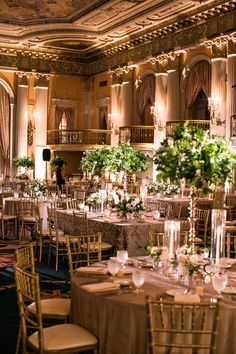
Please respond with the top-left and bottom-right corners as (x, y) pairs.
(35, 213), (51, 263)
(149, 231), (164, 247)
(166, 202), (182, 219)
(225, 194), (236, 221)
(1, 205), (17, 240)
(66, 197), (78, 210)
(195, 208), (210, 246)
(15, 243), (71, 354)
(66, 233), (102, 281)
(73, 211), (113, 258)
(14, 266), (98, 354)
(47, 207), (69, 271)
(15, 199), (39, 240)
(146, 296), (221, 354)
(226, 232), (236, 258)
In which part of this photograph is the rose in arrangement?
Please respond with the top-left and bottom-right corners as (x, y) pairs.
(146, 246), (163, 262)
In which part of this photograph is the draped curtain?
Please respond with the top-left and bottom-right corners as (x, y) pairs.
(137, 74), (155, 119)
(184, 60), (211, 119)
(0, 85), (10, 175)
(55, 106), (74, 129)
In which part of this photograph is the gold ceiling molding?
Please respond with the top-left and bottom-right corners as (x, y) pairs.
(108, 65), (136, 77)
(149, 52), (179, 65)
(204, 35), (229, 48)
(16, 71), (51, 79)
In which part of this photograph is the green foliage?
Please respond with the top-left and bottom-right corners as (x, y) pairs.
(81, 142), (150, 175)
(81, 146), (112, 175)
(12, 156), (34, 168)
(153, 122), (236, 193)
(50, 156), (65, 169)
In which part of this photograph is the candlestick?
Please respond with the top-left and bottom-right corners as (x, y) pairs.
(211, 209), (226, 265)
(164, 220), (180, 260)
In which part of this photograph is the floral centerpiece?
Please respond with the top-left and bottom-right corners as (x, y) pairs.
(50, 156), (65, 169)
(13, 156), (34, 179)
(106, 190), (145, 219)
(153, 122), (236, 194)
(172, 244), (204, 277)
(85, 192), (100, 206)
(146, 245), (163, 262)
(147, 181), (180, 197)
(25, 179), (48, 197)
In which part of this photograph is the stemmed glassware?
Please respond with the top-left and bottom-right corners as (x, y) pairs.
(132, 268), (145, 294)
(107, 258), (120, 281)
(117, 250), (128, 269)
(212, 270), (227, 298)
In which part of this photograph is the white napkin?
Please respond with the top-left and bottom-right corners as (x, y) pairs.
(174, 294), (200, 303)
(76, 267), (108, 275)
(81, 281), (120, 292)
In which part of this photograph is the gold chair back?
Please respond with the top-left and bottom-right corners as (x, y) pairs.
(66, 233), (102, 278)
(15, 242), (36, 273)
(149, 232), (164, 247)
(195, 208), (210, 246)
(146, 296), (221, 354)
(73, 211), (88, 234)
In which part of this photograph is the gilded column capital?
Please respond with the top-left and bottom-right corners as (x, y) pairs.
(204, 35), (229, 59)
(16, 72), (31, 85)
(34, 73), (50, 87)
(149, 51), (179, 72)
(228, 32), (236, 56)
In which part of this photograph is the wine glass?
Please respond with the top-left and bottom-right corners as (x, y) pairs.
(107, 258), (120, 281)
(212, 271), (227, 298)
(117, 250), (128, 269)
(132, 268), (145, 294)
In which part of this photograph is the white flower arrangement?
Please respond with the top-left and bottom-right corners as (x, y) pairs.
(106, 190), (145, 214)
(26, 179), (47, 197)
(86, 192), (100, 206)
(172, 244), (204, 276)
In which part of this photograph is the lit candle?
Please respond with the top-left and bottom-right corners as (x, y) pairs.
(215, 226), (221, 266)
(169, 221), (175, 259)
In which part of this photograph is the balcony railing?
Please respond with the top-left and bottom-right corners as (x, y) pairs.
(166, 120), (210, 136)
(47, 129), (111, 146)
(119, 125), (154, 144)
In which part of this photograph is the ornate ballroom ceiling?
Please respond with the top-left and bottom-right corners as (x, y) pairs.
(0, 0), (235, 75)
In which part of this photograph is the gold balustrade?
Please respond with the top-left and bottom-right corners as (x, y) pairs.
(119, 125), (154, 144)
(166, 120), (210, 136)
(47, 129), (111, 146)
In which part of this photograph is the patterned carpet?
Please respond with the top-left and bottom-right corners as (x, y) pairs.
(0, 239), (31, 269)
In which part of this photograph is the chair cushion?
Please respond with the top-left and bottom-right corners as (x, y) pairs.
(28, 298), (71, 317)
(44, 229), (64, 237)
(52, 233), (68, 243)
(28, 323), (97, 351)
(22, 216), (37, 222)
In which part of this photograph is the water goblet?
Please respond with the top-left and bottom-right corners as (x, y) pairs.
(212, 270), (227, 298)
(132, 268), (145, 294)
(107, 258), (120, 281)
(117, 250), (128, 269)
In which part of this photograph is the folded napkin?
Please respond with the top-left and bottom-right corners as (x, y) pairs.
(81, 281), (120, 293)
(76, 267), (108, 275)
(174, 294), (200, 303)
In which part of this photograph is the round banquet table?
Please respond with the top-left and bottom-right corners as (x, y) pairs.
(71, 263), (236, 354)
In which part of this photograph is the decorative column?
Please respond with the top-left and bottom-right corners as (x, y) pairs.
(227, 38), (236, 139)
(15, 74), (29, 157)
(206, 37), (228, 137)
(34, 74), (50, 180)
(110, 74), (122, 147)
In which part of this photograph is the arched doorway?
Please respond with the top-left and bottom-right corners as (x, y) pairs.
(137, 74), (155, 125)
(184, 60), (211, 120)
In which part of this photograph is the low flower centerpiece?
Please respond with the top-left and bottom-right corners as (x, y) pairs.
(171, 245), (205, 285)
(106, 190), (145, 221)
(26, 179), (48, 198)
(85, 192), (100, 211)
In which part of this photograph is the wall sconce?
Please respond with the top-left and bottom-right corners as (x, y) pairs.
(108, 112), (119, 135)
(135, 76), (142, 89)
(150, 104), (166, 131)
(208, 96), (225, 127)
(27, 111), (36, 146)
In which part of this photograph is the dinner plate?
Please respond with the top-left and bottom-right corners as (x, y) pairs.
(166, 288), (188, 297)
(222, 287), (236, 294)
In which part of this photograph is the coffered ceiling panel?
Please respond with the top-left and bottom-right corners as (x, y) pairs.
(0, 0), (234, 64)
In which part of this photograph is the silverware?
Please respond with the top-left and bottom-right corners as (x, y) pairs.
(184, 288), (191, 295)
